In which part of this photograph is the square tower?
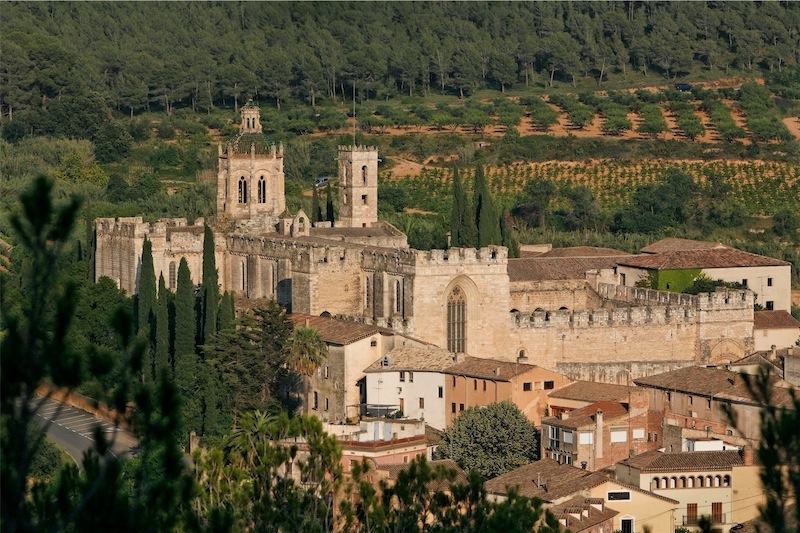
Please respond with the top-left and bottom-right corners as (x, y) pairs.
(337, 145), (378, 228)
(217, 102), (285, 221)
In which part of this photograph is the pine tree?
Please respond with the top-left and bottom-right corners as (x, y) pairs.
(137, 236), (157, 379)
(325, 181), (335, 224)
(201, 225), (219, 345)
(155, 273), (170, 375)
(473, 165), (501, 248)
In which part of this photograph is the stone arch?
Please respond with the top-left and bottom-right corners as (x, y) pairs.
(709, 339), (745, 363)
(442, 275), (481, 354)
(238, 176), (248, 204)
(320, 311), (332, 318)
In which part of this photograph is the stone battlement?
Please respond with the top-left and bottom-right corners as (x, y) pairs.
(414, 246), (507, 266)
(95, 217), (202, 240)
(596, 282), (753, 310)
(512, 305), (695, 330)
(338, 145), (378, 152)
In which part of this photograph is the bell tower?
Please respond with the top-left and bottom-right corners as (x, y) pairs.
(337, 145), (378, 228)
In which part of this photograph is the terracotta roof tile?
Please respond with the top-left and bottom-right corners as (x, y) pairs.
(633, 366), (795, 407)
(508, 256), (629, 282)
(640, 238), (729, 254)
(443, 356), (540, 381)
(754, 310), (800, 330)
(364, 345), (455, 373)
(289, 313), (387, 345)
(549, 381), (636, 403)
(543, 401), (629, 429)
(552, 497), (618, 530)
(538, 246), (631, 258)
(618, 450), (742, 472)
(617, 248), (789, 270)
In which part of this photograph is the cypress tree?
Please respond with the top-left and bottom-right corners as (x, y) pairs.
(450, 167), (477, 248)
(473, 165), (501, 248)
(500, 211), (519, 258)
(312, 185), (323, 222)
(174, 257), (201, 432)
(201, 225), (219, 345)
(155, 273), (170, 375)
(325, 181), (335, 223)
(218, 291), (235, 332)
(174, 258), (196, 359)
(137, 236), (157, 379)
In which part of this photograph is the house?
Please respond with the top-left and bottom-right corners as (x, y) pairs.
(547, 380), (642, 418)
(322, 418), (429, 473)
(633, 366), (795, 451)
(617, 238), (791, 312)
(484, 459), (677, 533)
(550, 497), (617, 533)
(752, 310), (800, 351)
(541, 394), (660, 471)
(289, 313), (425, 422)
(616, 449), (763, 531)
(363, 347), (573, 430)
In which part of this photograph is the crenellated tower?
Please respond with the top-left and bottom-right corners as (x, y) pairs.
(217, 101), (285, 222)
(337, 145), (378, 228)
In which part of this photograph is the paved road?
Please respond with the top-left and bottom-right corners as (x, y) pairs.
(33, 396), (139, 466)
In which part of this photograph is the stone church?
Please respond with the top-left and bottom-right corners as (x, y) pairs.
(95, 104), (758, 384)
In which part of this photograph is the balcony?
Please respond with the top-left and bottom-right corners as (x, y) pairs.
(683, 514), (725, 526)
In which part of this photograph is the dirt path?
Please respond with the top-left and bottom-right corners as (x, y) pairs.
(782, 116), (800, 141)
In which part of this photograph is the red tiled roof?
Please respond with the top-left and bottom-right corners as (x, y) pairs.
(633, 366), (795, 407)
(290, 313), (387, 345)
(364, 345), (455, 373)
(543, 401), (629, 430)
(754, 310), (800, 330)
(538, 246), (631, 258)
(618, 450), (742, 472)
(508, 256), (628, 281)
(640, 238), (729, 254)
(549, 381), (636, 403)
(552, 497), (618, 531)
(443, 356), (541, 381)
(617, 248), (789, 270)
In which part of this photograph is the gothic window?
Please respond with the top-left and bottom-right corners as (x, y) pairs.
(238, 177), (248, 204)
(258, 176), (266, 203)
(362, 165), (367, 184)
(447, 286), (466, 353)
(365, 277), (371, 309)
(168, 261), (177, 289)
(241, 261), (246, 292)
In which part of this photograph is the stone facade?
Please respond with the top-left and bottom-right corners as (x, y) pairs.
(94, 103), (765, 387)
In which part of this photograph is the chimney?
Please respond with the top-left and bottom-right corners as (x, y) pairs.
(595, 409), (604, 460)
(742, 446), (754, 466)
(772, 345), (777, 358)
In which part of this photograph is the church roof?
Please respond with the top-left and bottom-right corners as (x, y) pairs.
(507, 256), (627, 281)
(443, 356), (541, 381)
(537, 246), (630, 258)
(227, 132), (274, 156)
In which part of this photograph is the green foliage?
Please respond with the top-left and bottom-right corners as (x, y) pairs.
(201, 225), (219, 345)
(613, 169), (696, 234)
(137, 237), (157, 379)
(682, 275), (745, 295)
(436, 401), (539, 479)
(27, 437), (65, 480)
(450, 167), (477, 248)
(473, 166), (501, 248)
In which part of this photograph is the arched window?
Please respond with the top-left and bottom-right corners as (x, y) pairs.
(258, 176), (266, 203)
(168, 261), (177, 289)
(697, 476), (704, 488)
(447, 286), (466, 353)
(662, 477), (669, 489)
(669, 477), (677, 489)
(238, 177), (248, 204)
(653, 478), (660, 490)
(714, 475), (721, 487)
(688, 477), (695, 488)
(723, 475), (730, 487)
(362, 165), (368, 184)
(365, 277), (371, 309)
(395, 280), (402, 314)
(241, 261), (246, 292)
(679, 476), (687, 488)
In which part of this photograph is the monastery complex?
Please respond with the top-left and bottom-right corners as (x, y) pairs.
(95, 103), (794, 386)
